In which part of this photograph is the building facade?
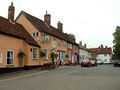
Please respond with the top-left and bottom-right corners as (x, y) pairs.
(89, 45), (112, 64)
(0, 3), (40, 72)
(79, 42), (92, 63)
(16, 11), (76, 65)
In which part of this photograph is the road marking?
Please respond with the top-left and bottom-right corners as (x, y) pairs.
(0, 70), (48, 82)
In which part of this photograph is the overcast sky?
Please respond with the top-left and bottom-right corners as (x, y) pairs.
(0, 0), (120, 48)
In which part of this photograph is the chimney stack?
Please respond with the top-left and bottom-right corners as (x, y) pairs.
(79, 41), (82, 45)
(8, 2), (15, 22)
(44, 11), (51, 26)
(84, 43), (86, 48)
(105, 46), (107, 48)
(101, 44), (103, 48)
(57, 21), (63, 32)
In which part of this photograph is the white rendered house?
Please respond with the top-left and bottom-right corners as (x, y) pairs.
(89, 45), (112, 64)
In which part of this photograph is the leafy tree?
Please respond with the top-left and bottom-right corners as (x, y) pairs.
(68, 33), (75, 40)
(112, 26), (120, 60)
(50, 52), (58, 64)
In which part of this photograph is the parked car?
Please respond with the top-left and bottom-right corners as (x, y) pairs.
(90, 60), (97, 66)
(113, 60), (120, 67)
(80, 60), (92, 67)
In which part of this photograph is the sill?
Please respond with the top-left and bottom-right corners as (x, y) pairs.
(32, 58), (38, 60)
(43, 59), (49, 61)
(6, 64), (14, 67)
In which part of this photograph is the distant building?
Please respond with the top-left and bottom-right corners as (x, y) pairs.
(79, 42), (92, 62)
(89, 44), (112, 64)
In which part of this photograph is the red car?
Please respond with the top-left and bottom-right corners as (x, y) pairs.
(80, 60), (92, 67)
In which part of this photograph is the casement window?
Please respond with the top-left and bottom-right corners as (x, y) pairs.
(0, 54), (3, 63)
(68, 51), (72, 60)
(32, 32), (39, 37)
(44, 34), (49, 42)
(43, 49), (48, 60)
(68, 43), (72, 49)
(60, 52), (65, 61)
(32, 48), (38, 59)
(63, 42), (67, 47)
(7, 51), (13, 64)
(104, 54), (107, 56)
(52, 40), (56, 48)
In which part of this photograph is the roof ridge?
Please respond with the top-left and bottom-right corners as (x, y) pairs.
(16, 11), (76, 44)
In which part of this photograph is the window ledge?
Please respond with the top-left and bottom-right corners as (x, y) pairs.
(6, 64), (14, 67)
(32, 58), (38, 60)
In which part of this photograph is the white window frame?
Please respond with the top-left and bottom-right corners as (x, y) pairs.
(32, 32), (39, 37)
(44, 34), (49, 42)
(68, 51), (72, 60)
(68, 43), (72, 49)
(32, 48), (38, 59)
(6, 50), (14, 65)
(0, 54), (3, 64)
(43, 49), (48, 60)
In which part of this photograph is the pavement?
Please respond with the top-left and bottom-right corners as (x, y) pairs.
(0, 65), (120, 90)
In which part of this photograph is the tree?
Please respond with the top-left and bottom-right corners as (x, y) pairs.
(40, 50), (46, 58)
(112, 26), (120, 60)
(50, 52), (58, 64)
(68, 33), (75, 40)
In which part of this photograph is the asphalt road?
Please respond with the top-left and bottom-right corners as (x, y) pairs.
(0, 65), (120, 90)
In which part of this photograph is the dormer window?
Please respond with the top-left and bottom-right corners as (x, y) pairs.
(32, 32), (39, 37)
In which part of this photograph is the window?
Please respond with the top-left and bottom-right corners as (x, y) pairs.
(32, 32), (39, 37)
(52, 40), (56, 48)
(68, 43), (72, 49)
(43, 49), (48, 60)
(7, 51), (13, 64)
(68, 51), (72, 60)
(32, 48), (38, 59)
(104, 54), (107, 56)
(0, 54), (3, 63)
(60, 52), (65, 61)
(63, 42), (67, 47)
(36, 32), (39, 36)
(104, 59), (107, 62)
(44, 35), (49, 42)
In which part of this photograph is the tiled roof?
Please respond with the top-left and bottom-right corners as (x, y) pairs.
(16, 11), (75, 44)
(0, 16), (40, 47)
(79, 44), (91, 52)
(50, 26), (75, 43)
(89, 47), (112, 54)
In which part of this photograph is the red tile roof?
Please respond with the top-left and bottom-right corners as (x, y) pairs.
(89, 47), (112, 54)
(0, 16), (40, 47)
(16, 11), (75, 44)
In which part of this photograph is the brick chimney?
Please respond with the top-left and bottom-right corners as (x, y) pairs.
(105, 46), (107, 48)
(101, 44), (103, 48)
(79, 41), (82, 45)
(57, 21), (63, 32)
(84, 43), (86, 48)
(44, 11), (51, 26)
(8, 2), (15, 22)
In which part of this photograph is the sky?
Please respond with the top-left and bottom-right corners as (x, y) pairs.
(0, 0), (120, 48)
